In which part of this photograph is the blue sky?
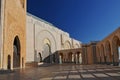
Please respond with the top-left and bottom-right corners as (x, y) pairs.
(27, 0), (120, 43)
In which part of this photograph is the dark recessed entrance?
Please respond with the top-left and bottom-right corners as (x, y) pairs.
(13, 36), (21, 68)
(7, 55), (11, 69)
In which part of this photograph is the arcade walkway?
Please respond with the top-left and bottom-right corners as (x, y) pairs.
(0, 64), (120, 80)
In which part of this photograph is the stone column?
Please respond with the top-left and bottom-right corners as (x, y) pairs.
(59, 55), (62, 64)
(72, 54), (74, 62)
(0, 0), (1, 69)
(79, 53), (82, 64)
(75, 54), (78, 64)
(110, 41), (114, 65)
(118, 47), (120, 66)
(1, 0), (4, 69)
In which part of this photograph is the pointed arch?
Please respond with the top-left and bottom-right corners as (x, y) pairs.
(112, 36), (120, 66)
(13, 36), (21, 68)
(105, 40), (112, 64)
(74, 43), (79, 48)
(68, 52), (74, 62)
(96, 46), (101, 63)
(101, 44), (106, 64)
(64, 40), (71, 49)
(42, 43), (52, 63)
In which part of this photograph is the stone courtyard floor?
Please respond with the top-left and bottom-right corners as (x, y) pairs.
(0, 64), (120, 80)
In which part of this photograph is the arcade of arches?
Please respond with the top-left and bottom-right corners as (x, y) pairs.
(96, 28), (120, 66)
(82, 28), (120, 66)
(57, 48), (82, 64)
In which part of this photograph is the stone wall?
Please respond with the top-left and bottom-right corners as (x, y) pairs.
(2, 0), (26, 70)
(82, 41), (98, 64)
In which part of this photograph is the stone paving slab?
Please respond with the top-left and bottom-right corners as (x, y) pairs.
(106, 73), (120, 76)
(93, 73), (109, 77)
(82, 74), (95, 78)
(0, 64), (120, 80)
(68, 75), (81, 79)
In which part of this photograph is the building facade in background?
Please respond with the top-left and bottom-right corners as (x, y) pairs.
(26, 13), (81, 65)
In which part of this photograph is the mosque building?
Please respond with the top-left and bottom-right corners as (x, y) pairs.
(26, 13), (81, 66)
(0, 0), (120, 70)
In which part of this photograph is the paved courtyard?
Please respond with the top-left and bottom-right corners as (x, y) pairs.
(0, 64), (120, 80)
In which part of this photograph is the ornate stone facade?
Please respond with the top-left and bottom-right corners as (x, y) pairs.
(26, 13), (81, 64)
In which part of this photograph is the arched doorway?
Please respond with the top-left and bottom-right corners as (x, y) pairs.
(97, 47), (101, 63)
(42, 43), (52, 63)
(13, 36), (21, 68)
(68, 52), (73, 63)
(75, 52), (81, 64)
(105, 41), (112, 65)
(7, 55), (11, 70)
(75, 52), (82, 64)
(112, 36), (120, 66)
(101, 44), (106, 64)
